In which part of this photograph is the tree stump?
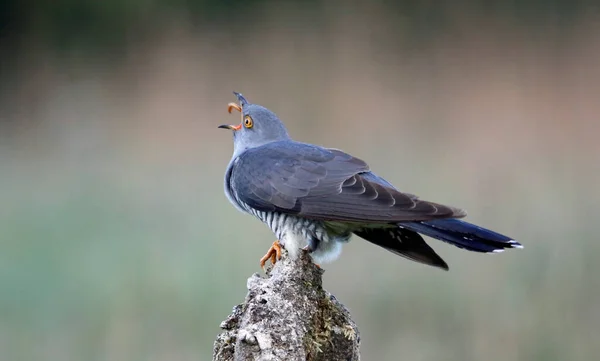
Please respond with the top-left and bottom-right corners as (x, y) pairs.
(213, 249), (360, 361)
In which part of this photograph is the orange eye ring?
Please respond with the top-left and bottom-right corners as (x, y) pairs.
(244, 115), (253, 128)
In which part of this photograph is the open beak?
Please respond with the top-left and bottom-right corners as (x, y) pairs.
(218, 124), (242, 131)
(227, 102), (242, 114)
(219, 99), (243, 130)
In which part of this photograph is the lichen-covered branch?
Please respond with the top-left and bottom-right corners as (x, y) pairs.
(212, 249), (360, 361)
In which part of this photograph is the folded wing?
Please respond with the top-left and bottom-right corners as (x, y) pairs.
(229, 141), (466, 223)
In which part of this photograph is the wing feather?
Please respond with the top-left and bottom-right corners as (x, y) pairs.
(230, 141), (466, 223)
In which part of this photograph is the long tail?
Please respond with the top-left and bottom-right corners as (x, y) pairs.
(402, 219), (523, 253)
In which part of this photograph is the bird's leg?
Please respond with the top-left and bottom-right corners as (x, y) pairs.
(259, 240), (282, 270)
(302, 236), (320, 253)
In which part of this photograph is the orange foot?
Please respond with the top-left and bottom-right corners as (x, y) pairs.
(259, 240), (282, 270)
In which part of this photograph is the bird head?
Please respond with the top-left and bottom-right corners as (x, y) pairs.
(219, 92), (290, 154)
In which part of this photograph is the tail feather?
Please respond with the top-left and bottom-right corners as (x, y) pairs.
(402, 219), (522, 253)
(354, 227), (449, 270)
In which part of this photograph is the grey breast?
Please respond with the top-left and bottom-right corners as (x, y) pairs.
(225, 156), (288, 239)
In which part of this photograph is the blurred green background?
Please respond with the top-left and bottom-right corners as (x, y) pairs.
(1, 1), (599, 360)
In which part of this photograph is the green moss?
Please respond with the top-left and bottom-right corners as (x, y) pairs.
(304, 292), (348, 360)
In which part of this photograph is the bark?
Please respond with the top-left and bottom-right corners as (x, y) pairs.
(212, 249), (360, 361)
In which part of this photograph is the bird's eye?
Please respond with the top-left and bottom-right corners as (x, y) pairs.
(244, 115), (253, 128)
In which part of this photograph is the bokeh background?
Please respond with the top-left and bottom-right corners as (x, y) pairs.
(2, 1), (600, 360)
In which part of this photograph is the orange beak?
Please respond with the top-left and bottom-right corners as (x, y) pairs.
(218, 102), (244, 130)
(228, 103), (242, 113)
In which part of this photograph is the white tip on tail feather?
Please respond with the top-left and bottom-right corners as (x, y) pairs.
(509, 240), (524, 249)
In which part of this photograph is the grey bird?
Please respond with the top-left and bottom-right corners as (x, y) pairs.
(219, 92), (522, 270)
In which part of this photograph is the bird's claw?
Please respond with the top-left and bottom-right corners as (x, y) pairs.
(259, 240), (282, 271)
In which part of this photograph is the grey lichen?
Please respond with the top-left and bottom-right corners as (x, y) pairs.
(212, 249), (360, 361)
